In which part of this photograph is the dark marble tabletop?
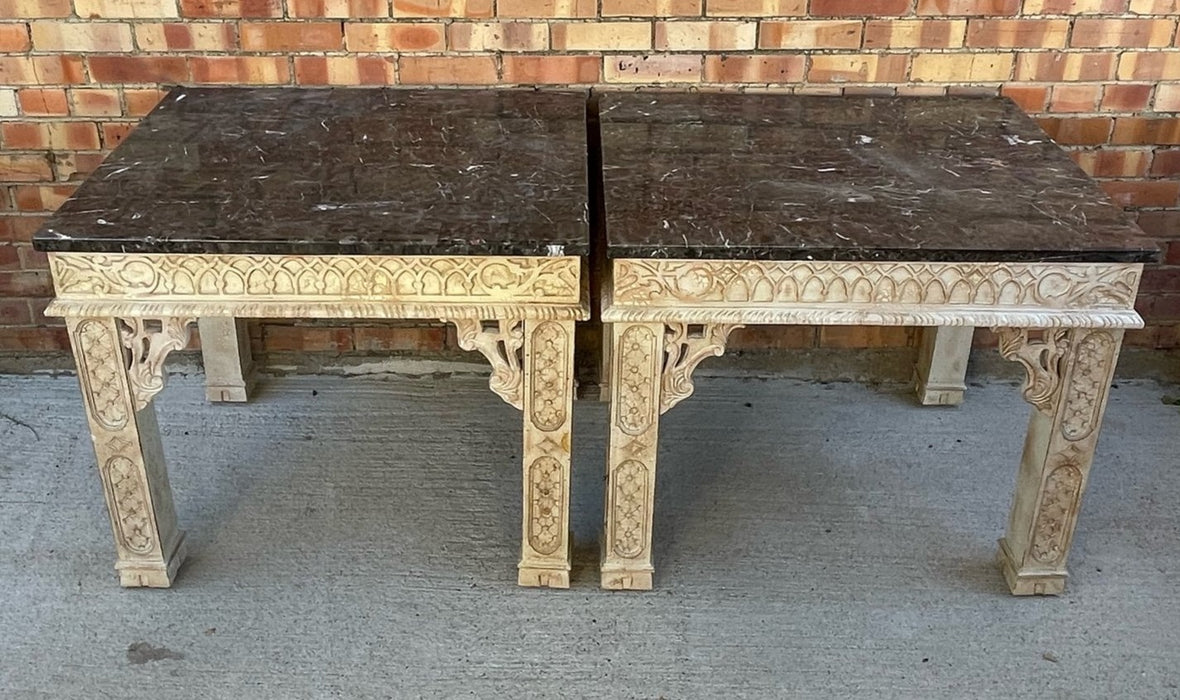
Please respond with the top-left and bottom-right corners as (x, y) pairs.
(34, 87), (589, 257)
(598, 93), (1159, 264)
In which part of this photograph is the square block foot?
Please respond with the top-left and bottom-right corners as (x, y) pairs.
(915, 384), (965, 407)
(205, 380), (254, 403)
(601, 568), (653, 591)
(997, 539), (1066, 596)
(116, 533), (187, 588)
(518, 567), (570, 589)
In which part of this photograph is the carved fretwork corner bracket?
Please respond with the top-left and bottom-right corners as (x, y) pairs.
(660, 322), (743, 414)
(993, 327), (1071, 413)
(118, 317), (197, 411)
(448, 319), (525, 410)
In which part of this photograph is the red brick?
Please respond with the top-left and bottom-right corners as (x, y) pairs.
(966, 18), (1069, 48)
(760, 20), (861, 49)
(0, 56), (85, 85)
(70, 88), (122, 116)
(344, 23), (445, 51)
(1101, 180), (1180, 207)
(916, 0), (1020, 13)
(293, 56), (396, 85)
(703, 54), (806, 82)
(190, 56), (290, 83)
(1102, 84), (1153, 112)
(728, 326), (816, 350)
(89, 56), (189, 83)
(18, 243), (48, 270)
(0, 0), (72, 17)
(0, 155), (52, 182)
(392, 0), (493, 16)
(1071, 18), (1175, 47)
(0, 215), (48, 243)
(135, 22), (238, 51)
(398, 56), (498, 84)
(48, 122), (101, 149)
(1118, 52), (1180, 80)
(1049, 84), (1101, 112)
(53, 152), (106, 181)
(354, 325), (446, 351)
(100, 122), (136, 147)
(1037, 116), (1113, 145)
(1000, 84), (1048, 112)
(288, 0), (388, 16)
(0, 270), (52, 297)
(0, 244), (19, 270)
(605, 54), (701, 83)
(240, 21), (344, 51)
(1139, 211), (1180, 237)
(811, 0), (908, 14)
(0, 23), (30, 51)
(14, 184), (76, 211)
(819, 326), (914, 347)
(603, 0), (701, 14)
(264, 325), (353, 352)
(2, 123), (50, 150)
(863, 19), (966, 48)
(0, 326), (70, 351)
(17, 88), (68, 116)
(0, 299), (32, 325)
(1150, 149), (1180, 176)
(502, 55), (601, 83)
(808, 53), (909, 82)
(125, 88), (168, 116)
(1071, 149), (1151, 177)
(1013, 52), (1116, 81)
(179, 0), (283, 17)
(1111, 117), (1180, 144)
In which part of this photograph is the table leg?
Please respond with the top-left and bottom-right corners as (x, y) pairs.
(518, 319), (576, 588)
(198, 317), (254, 403)
(914, 326), (973, 406)
(66, 317), (187, 588)
(601, 322), (664, 590)
(995, 327), (1124, 595)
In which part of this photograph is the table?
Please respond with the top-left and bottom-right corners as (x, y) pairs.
(34, 87), (590, 589)
(597, 92), (1159, 593)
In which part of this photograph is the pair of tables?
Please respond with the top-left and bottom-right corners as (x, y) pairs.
(33, 88), (1158, 595)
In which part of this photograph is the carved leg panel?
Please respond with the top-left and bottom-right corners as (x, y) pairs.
(995, 327), (1124, 595)
(601, 322), (664, 590)
(66, 317), (189, 588)
(199, 317), (255, 403)
(518, 319), (576, 588)
(914, 326), (973, 406)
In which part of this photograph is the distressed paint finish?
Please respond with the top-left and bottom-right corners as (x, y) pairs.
(518, 319), (576, 588)
(996, 328), (1125, 596)
(66, 316), (187, 588)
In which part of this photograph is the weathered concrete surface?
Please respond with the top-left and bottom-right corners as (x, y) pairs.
(1, 371), (1178, 698)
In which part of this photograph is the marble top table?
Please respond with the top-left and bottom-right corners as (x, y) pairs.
(597, 92), (1159, 593)
(34, 87), (590, 589)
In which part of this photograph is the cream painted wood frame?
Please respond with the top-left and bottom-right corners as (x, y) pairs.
(47, 251), (589, 589)
(599, 257), (1143, 594)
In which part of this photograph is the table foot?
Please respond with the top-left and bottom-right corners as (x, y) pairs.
(994, 327), (1124, 596)
(914, 326), (972, 406)
(116, 533), (188, 588)
(518, 566), (571, 589)
(66, 317), (189, 590)
(997, 538), (1066, 596)
(199, 317), (255, 403)
(601, 567), (654, 591)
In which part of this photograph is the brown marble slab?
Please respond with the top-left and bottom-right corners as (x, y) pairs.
(598, 92), (1159, 263)
(34, 87), (590, 257)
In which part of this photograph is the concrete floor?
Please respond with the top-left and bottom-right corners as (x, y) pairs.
(1, 368), (1179, 698)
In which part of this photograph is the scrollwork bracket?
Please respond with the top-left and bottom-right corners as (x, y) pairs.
(118, 317), (197, 411)
(994, 327), (1071, 413)
(449, 319), (525, 410)
(660, 323), (742, 414)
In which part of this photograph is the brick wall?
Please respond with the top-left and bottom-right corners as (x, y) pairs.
(2, 0), (1179, 357)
